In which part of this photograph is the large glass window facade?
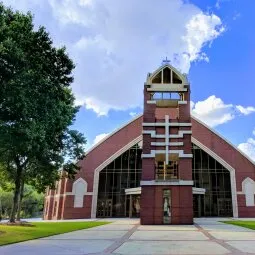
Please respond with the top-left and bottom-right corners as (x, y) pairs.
(97, 142), (233, 217)
(97, 143), (142, 217)
(192, 144), (232, 217)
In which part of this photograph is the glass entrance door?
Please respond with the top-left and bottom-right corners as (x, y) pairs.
(193, 194), (204, 217)
(163, 189), (171, 224)
(126, 195), (141, 218)
(97, 199), (112, 217)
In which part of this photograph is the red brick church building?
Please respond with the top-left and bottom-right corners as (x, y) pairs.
(44, 63), (255, 224)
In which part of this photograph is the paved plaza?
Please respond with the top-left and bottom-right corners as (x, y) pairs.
(1, 218), (255, 255)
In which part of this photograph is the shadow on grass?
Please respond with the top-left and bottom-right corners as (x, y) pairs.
(0, 221), (111, 246)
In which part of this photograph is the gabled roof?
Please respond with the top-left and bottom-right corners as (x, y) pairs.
(146, 64), (189, 84)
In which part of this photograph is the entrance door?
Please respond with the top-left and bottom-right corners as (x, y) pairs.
(126, 195), (141, 218)
(97, 199), (112, 217)
(193, 194), (204, 217)
(163, 189), (171, 224)
(217, 198), (232, 216)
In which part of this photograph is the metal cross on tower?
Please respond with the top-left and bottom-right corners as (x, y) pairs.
(162, 57), (171, 65)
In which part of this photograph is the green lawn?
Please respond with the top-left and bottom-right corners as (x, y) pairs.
(0, 221), (109, 246)
(222, 220), (255, 230)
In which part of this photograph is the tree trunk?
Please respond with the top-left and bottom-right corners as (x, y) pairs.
(9, 165), (22, 223)
(16, 179), (24, 221)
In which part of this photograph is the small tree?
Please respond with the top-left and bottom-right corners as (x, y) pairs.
(0, 4), (86, 222)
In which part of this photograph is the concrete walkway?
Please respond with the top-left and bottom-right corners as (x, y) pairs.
(1, 218), (255, 254)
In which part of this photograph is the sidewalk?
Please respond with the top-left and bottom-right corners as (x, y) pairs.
(1, 218), (255, 254)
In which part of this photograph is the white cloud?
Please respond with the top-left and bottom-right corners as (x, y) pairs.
(79, 0), (93, 6)
(129, 112), (137, 117)
(84, 132), (109, 151)
(2, 0), (225, 116)
(191, 95), (235, 127)
(83, 98), (115, 117)
(191, 95), (255, 127)
(236, 105), (255, 115)
(92, 133), (109, 146)
(2, 0), (44, 10)
(48, 0), (94, 26)
(48, 0), (224, 116)
(181, 13), (224, 71)
(238, 138), (255, 162)
(238, 127), (255, 161)
(190, 101), (195, 110)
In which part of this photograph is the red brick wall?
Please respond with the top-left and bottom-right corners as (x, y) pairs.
(141, 82), (193, 225)
(44, 114), (255, 220)
(44, 189), (55, 220)
(237, 195), (255, 217)
(61, 195), (92, 219)
(155, 107), (178, 119)
(141, 186), (193, 225)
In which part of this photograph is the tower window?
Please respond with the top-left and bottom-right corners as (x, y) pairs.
(151, 92), (181, 100)
(162, 93), (171, 100)
(152, 92), (162, 100)
(163, 67), (171, 83)
(152, 72), (162, 83)
(151, 67), (183, 84)
(170, 93), (181, 100)
(156, 161), (179, 180)
(173, 71), (182, 84)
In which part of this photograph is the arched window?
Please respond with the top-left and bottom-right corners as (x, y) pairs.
(73, 178), (88, 208)
(242, 178), (255, 206)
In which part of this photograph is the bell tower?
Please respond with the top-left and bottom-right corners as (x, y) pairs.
(140, 60), (193, 224)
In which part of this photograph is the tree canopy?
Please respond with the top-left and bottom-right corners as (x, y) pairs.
(0, 4), (86, 222)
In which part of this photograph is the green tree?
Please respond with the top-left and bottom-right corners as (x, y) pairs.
(0, 188), (13, 220)
(0, 4), (86, 222)
(0, 165), (13, 220)
(18, 185), (44, 218)
(0, 185), (44, 220)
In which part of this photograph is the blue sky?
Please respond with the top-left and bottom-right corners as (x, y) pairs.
(2, 0), (255, 160)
